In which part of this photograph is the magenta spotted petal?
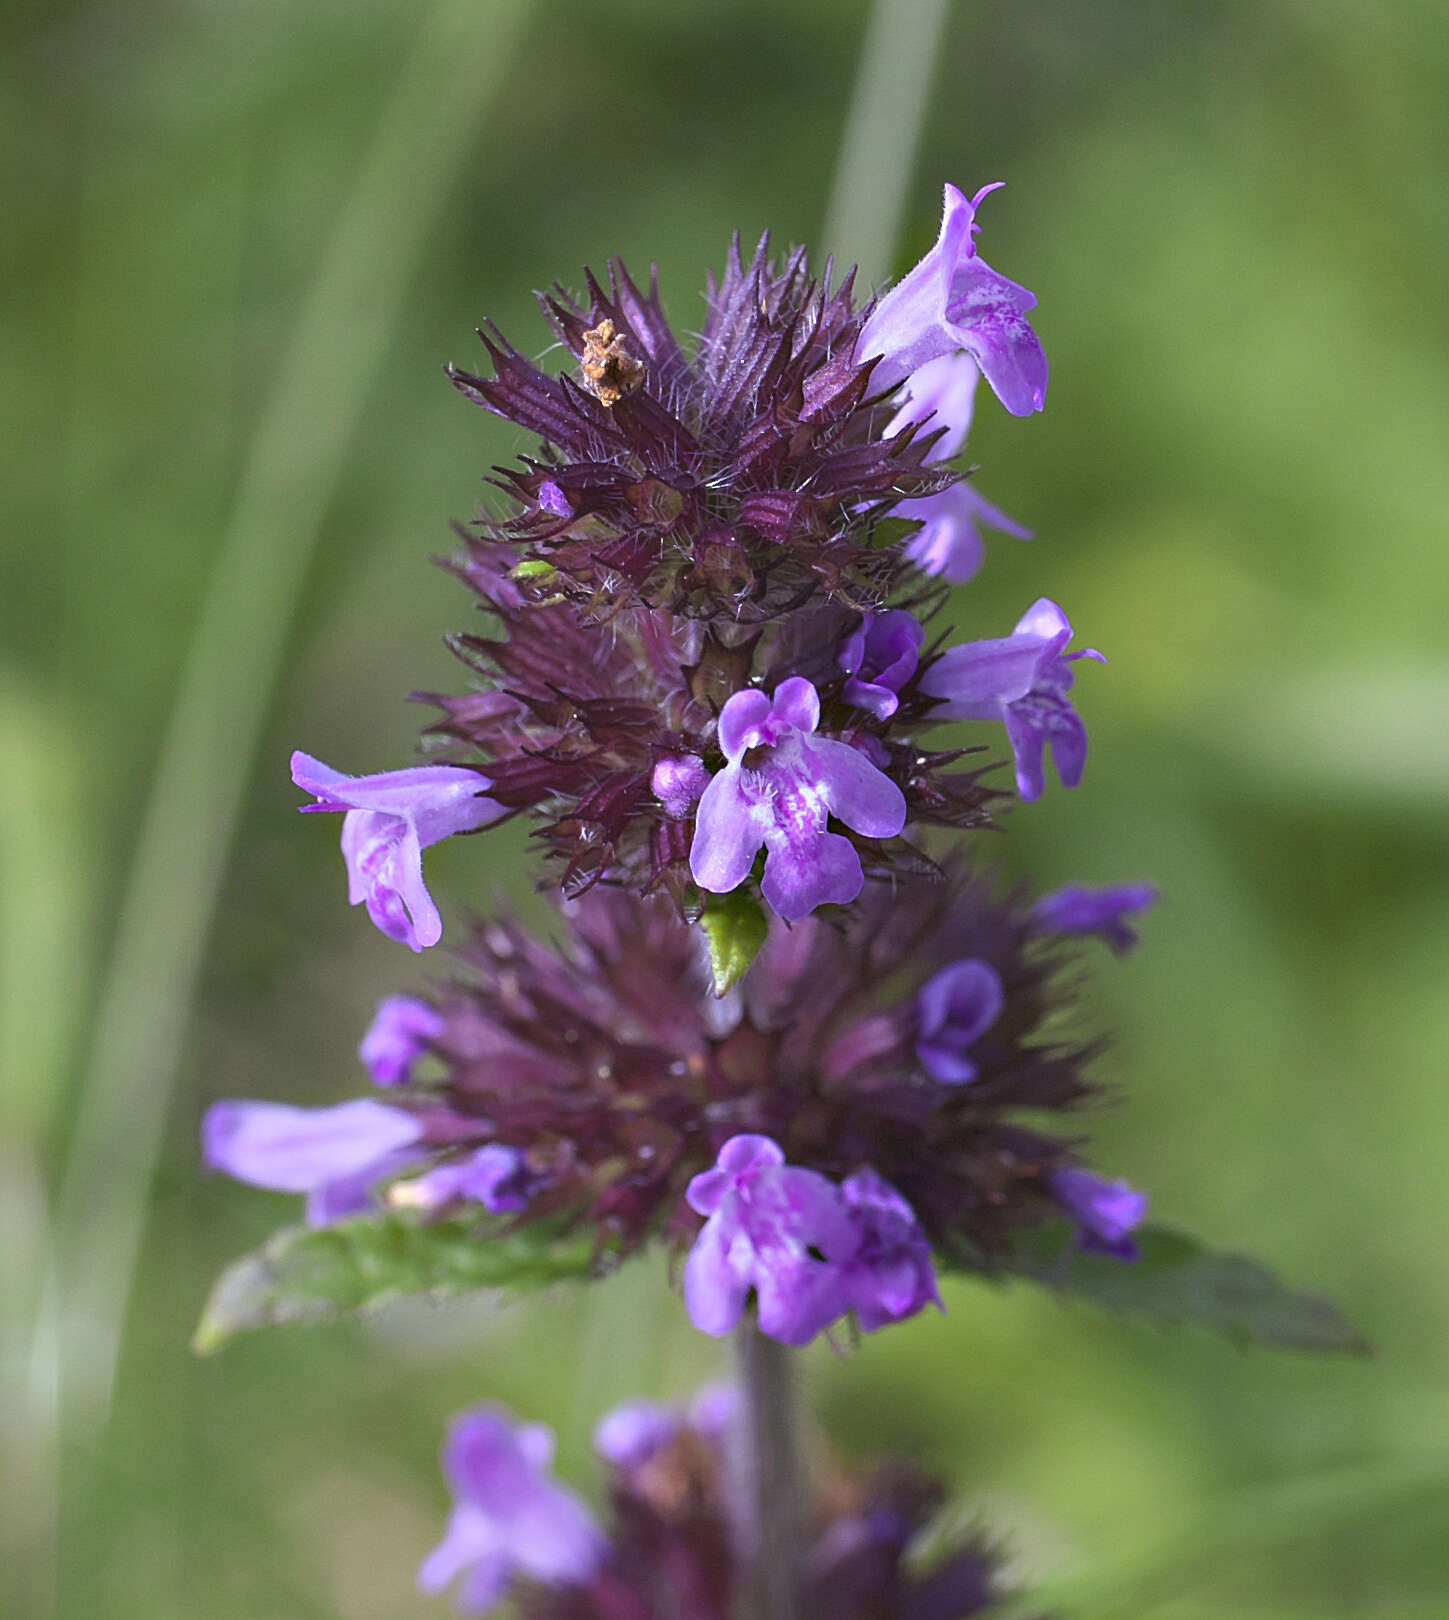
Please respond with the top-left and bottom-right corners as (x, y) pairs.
(919, 599), (1104, 801)
(292, 752), (504, 951)
(689, 678), (906, 920)
(419, 1406), (606, 1613)
(856, 182), (1048, 416)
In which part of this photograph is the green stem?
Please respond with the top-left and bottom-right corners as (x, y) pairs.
(735, 1319), (803, 1620)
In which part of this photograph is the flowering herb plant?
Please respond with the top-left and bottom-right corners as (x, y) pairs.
(197, 183), (1363, 1618)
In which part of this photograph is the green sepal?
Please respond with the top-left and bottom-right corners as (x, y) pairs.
(701, 889), (769, 996)
(950, 1222), (1369, 1355)
(192, 1213), (596, 1355)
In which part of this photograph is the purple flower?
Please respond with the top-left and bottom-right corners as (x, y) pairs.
(856, 182), (1048, 416)
(1035, 882), (1160, 954)
(419, 1406), (606, 1613)
(683, 1134), (859, 1346)
(650, 752), (711, 819)
(1049, 1168), (1150, 1260)
(838, 611), (926, 720)
(918, 599), (1105, 801)
(840, 1168), (943, 1332)
(593, 1400), (681, 1470)
(896, 481), (1033, 585)
(914, 959), (1004, 1084)
(689, 678), (907, 920)
(359, 994), (445, 1086)
(291, 752), (504, 952)
(201, 1098), (423, 1227)
(394, 1144), (532, 1215)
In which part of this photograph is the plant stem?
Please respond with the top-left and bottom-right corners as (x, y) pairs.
(735, 1319), (803, 1620)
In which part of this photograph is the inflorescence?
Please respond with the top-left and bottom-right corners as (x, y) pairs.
(202, 182), (1159, 1616)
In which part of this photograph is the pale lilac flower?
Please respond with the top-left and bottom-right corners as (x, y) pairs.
(856, 182), (1048, 415)
(915, 959), (1004, 1084)
(537, 479), (572, 517)
(397, 1144), (531, 1215)
(919, 599), (1104, 801)
(593, 1400), (681, 1470)
(840, 1168), (943, 1332)
(201, 1098), (423, 1227)
(419, 1406), (606, 1613)
(683, 1134), (859, 1346)
(651, 752), (711, 819)
(896, 481), (1033, 585)
(291, 752), (504, 951)
(1035, 882), (1160, 954)
(359, 994), (445, 1086)
(838, 610), (926, 720)
(689, 678), (906, 920)
(1049, 1168), (1150, 1260)
(884, 350), (983, 463)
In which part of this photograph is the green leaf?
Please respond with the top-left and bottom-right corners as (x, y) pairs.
(193, 1214), (596, 1355)
(701, 889), (769, 996)
(510, 558), (556, 580)
(954, 1223), (1370, 1355)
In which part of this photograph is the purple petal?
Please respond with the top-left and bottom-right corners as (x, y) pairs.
(304, 1145), (423, 1227)
(202, 1098), (422, 1193)
(683, 1213), (752, 1337)
(898, 481), (1031, 585)
(807, 736), (907, 839)
(915, 959), (1004, 1084)
(716, 687), (775, 761)
(1034, 882), (1160, 954)
(761, 828), (863, 919)
(1049, 1168), (1150, 1259)
(358, 995), (444, 1086)
(401, 1144), (531, 1215)
(1013, 596), (1073, 643)
(919, 636), (1044, 718)
(594, 1401), (680, 1469)
(770, 676), (821, 736)
(885, 350), (981, 463)
(689, 766), (763, 895)
(945, 261), (1049, 417)
(718, 1133), (786, 1177)
(650, 752), (710, 819)
(1003, 703), (1050, 802)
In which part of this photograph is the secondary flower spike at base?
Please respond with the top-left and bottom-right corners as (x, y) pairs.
(291, 752), (504, 950)
(419, 1407), (606, 1614)
(689, 677), (907, 919)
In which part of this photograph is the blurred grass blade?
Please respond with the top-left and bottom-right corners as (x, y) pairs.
(822, 0), (952, 283)
(193, 1215), (597, 1354)
(959, 1223), (1369, 1354)
(43, 0), (539, 1433)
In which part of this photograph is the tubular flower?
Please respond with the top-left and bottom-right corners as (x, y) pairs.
(419, 1407), (606, 1613)
(856, 181), (1049, 415)
(291, 753), (503, 950)
(919, 599), (1105, 800)
(838, 610), (926, 720)
(1048, 1168), (1150, 1260)
(840, 1168), (943, 1332)
(201, 1099), (424, 1227)
(689, 677), (907, 919)
(1034, 881), (1160, 954)
(359, 994), (446, 1086)
(683, 1134), (859, 1345)
(884, 352), (1032, 583)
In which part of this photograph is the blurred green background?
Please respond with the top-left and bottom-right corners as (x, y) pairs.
(4, 0), (1448, 1615)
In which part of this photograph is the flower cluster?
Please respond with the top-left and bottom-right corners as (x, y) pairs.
(199, 177), (1173, 1618)
(286, 185), (1089, 929)
(420, 1391), (1033, 1619)
(204, 867), (1154, 1343)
